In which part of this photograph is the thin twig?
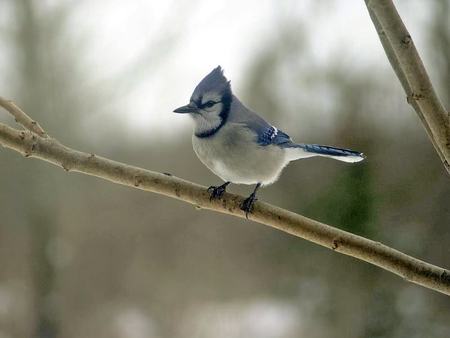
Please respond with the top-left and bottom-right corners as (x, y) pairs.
(365, 0), (450, 175)
(0, 102), (449, 295)
(0, 96), (46, 137)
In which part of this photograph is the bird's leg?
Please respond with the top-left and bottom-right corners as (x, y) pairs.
(207, 181), (230, 200)
(240, 183), (261, 218)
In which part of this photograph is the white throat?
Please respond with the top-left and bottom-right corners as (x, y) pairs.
(192, 113), (222, 136)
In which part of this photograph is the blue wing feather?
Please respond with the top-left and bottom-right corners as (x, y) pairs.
(227, 96), (293, 147)
(228, 98), (364, 159)
(247, 123), (363, 159)
(251, 124), (364, 159)
(257, 126), (292, 146)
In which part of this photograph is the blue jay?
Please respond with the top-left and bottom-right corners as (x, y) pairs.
(174, 66), (365, 217)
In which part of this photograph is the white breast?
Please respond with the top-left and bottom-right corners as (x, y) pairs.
(192, 123), (289, 185)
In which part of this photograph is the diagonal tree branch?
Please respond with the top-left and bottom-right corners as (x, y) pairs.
(0, 97), (47, 137)
(365, 0), (450, 175)
(1, 98), (449, 296)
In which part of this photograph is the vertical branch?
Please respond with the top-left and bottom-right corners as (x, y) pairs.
(365, 0), (450, 175)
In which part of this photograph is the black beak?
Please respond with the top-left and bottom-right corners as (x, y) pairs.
(173, 103), (198, 114)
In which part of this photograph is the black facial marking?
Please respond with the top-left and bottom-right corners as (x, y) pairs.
(204, 100), (216, 108)
(191, 66), (233, 138)
(195, 93), (232, 138)
(198, 100), (219, 109)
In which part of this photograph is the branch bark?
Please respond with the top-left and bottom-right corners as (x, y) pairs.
(0, 97), (46, 137)
(365, 0), (450, 175)
(1, 98), (449, 296)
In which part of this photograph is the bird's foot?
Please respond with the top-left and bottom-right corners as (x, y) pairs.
(207, 182), (229, 200)
(240, 193), (257, 219)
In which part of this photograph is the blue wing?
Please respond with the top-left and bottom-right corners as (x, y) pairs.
(256, 126), (292, 146)
(228, 96), (294, 147)
(231, 102), (364, 160)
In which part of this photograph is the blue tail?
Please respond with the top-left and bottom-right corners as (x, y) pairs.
(303, 144), (364, 158)
(285, 143), (365, 163)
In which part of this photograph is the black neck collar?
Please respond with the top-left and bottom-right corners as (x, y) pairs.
(195, 94), (232, 138)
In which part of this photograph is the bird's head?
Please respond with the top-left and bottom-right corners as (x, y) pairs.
(174, 66), (232, 137)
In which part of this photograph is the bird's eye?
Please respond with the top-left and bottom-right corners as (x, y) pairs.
(204, 100), (216, 108)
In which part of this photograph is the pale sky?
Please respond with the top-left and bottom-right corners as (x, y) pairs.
(0, 0), (433, 137)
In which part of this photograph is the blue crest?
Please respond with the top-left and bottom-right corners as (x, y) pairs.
(192, 66), (232, 100)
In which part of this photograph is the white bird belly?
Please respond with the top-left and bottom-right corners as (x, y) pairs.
(192, 124), (288, 185)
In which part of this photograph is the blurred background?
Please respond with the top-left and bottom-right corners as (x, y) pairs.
(0, 0), (449, 337)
